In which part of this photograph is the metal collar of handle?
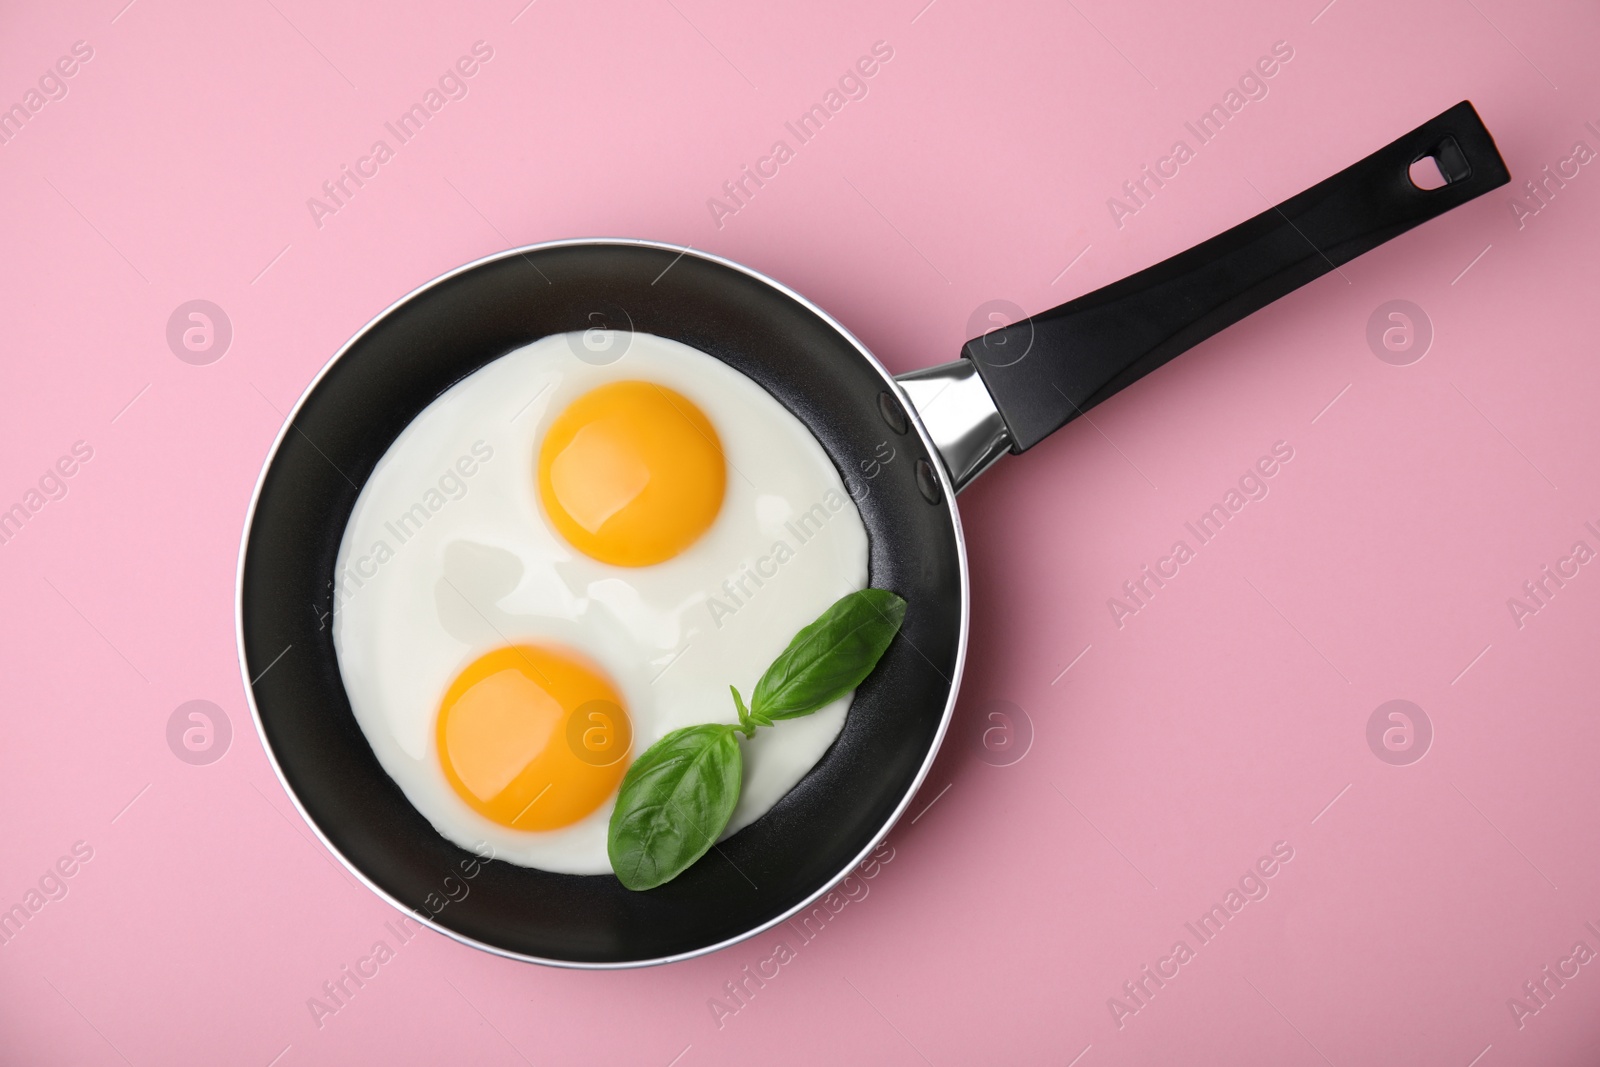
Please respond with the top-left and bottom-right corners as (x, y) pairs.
(894, 359), (1010, 493)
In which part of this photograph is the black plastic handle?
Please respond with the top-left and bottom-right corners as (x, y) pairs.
(967, 100), (1510, 452)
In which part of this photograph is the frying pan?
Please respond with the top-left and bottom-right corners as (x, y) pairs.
(239, 101), (1509, 967)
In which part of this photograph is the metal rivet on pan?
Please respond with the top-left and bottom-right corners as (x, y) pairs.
(877, 391), (909, 435)
(915, 458), (943, 505)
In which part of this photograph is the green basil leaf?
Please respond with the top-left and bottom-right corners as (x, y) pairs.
(607, 724), (742, 891)
(750, 588), (906, 722)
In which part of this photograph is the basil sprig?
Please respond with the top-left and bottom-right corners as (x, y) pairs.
(608, 588), (906, 891)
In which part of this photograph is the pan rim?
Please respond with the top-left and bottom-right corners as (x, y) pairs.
(234, 237), (970, 968)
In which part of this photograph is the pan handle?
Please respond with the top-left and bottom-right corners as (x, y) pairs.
(927, 100), (1509, 470)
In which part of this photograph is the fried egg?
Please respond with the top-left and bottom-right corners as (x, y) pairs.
(332, 331), (869, 874)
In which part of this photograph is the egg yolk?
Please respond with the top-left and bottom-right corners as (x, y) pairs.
(436, 644), (632, 831)
(537, 381), (726, 567)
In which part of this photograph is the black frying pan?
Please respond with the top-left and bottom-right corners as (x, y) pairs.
(238, 102), (1507, 967)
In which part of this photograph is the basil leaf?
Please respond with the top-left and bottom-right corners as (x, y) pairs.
(750, 588), (906, 722)
(609, 588), (907, 891)
(607, 724), (742, 891)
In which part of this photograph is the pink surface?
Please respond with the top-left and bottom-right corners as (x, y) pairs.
(1, 0), (1597, 1063)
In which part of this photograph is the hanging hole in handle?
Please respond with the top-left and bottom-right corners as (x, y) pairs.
(1409, 135), (1472, 191)
(1408, 155), (1448, 190)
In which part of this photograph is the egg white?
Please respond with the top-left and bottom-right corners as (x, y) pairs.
(332, 331), (870, 874)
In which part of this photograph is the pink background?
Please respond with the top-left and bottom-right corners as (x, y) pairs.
(2, 0), (1597, 1063)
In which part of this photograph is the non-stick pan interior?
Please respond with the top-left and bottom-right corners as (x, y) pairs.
(239, 242), (964, 965)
